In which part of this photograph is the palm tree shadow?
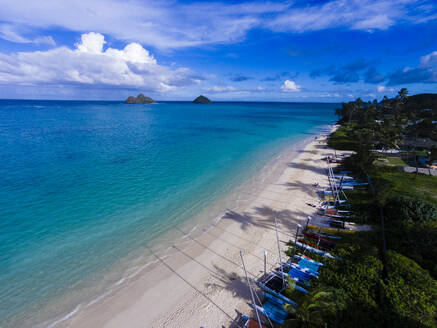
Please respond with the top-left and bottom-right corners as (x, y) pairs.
(204, 264), (252, 301)
(253, 205), (307, 236)
(222, 210), (272, 231)
(281, 181), (317, 197)
(287, 162), (326, 175)
(223, 206), (307, 238)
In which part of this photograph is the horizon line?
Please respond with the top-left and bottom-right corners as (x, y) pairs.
(0, 98), (344, 104)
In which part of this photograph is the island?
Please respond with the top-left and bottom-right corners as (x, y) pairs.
(193, 95), (212, 104)
(124, 93), (156, 104)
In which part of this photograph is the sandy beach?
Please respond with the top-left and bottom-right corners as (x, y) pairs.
(62, 127), (337, 328)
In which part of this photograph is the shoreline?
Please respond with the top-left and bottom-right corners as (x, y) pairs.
(44, 124), (337, 328)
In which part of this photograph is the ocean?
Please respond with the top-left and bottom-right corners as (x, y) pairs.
(0, 100), (337, 327)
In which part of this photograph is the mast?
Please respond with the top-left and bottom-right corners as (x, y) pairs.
(240, 251), (263, 328)
(274, 218), (285, 287)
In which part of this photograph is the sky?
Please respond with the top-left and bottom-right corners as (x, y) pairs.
(0, 0), (436, 102)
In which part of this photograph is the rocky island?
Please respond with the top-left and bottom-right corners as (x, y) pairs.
(124, 93), (156, 104)
(193, 95), (212, 104)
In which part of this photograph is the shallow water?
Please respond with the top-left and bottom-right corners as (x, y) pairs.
(0, 100), (337, 326)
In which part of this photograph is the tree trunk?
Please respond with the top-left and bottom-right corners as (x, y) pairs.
(379, 205), (388, 279)
(414, 133), (419, 178)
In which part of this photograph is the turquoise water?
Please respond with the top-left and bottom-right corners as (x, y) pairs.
(0, 100), (337, 326)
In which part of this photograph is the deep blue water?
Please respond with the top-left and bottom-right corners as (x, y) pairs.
(0, 100), (337, 326)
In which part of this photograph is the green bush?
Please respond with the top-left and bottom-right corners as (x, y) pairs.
(386, 223), (437, 279)
(385, 195), (437, 225)
(382, 251), (437, 328)
(327, 125), (357, 151)
(285, 234), (437, 328)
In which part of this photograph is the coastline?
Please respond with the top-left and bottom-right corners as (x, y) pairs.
(47, 124), (337, 328)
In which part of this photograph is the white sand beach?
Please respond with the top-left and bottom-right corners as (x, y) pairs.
(64, 128), (338, 328)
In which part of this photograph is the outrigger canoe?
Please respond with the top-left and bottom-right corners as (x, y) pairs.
(291, 240), (335, 258)
(307, 223), (356, 234)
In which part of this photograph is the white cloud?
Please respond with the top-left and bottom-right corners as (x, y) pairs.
(0, 0), (285, 49)
(420, 50), (437, 66)
(33, 36), (56, 46)
(388, 50), (437, 84)
(0, 32), (197, 92)
(75, 32), (106, 54)
(267, 0), (436, 33)
(0, 0), (434, 49)
(0, 23), (55, 46)
(281, 80), (301, 92)
(377, 85), (395, 92)
(206, 86), (236, 93)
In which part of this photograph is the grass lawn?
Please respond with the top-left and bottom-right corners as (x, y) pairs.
(327, 124), (357, 150)
(372, 166), (437, 202)
(376, 156), (408, 167)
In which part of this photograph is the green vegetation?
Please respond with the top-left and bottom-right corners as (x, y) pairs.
(327, 124), (357, 150)
(284, 233), (437, 328)
(372, 166), (437, 202)
(376, 156), (408, 167)
(281, 90), (437, 328)
(283, 287), (342, 328)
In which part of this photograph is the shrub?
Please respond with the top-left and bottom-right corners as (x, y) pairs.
(327, 125), (357, 151)
(381, 251), (437, 327)
(384, 195), (437, 225)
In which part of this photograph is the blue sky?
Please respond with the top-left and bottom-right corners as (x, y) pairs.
(0, 0), (436, 101)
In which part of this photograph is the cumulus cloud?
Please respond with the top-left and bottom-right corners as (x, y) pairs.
(388, 50), (437, 85)
(281, 80), (301, 92)
(377, 85), (395, 92)
(0, 32), (198, 92)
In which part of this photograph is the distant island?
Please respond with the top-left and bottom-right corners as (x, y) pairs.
(193, 95), (212, 104)
(124, 93), (156, 104)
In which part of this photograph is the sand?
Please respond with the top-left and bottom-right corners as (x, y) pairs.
(64, 127), (337, 328)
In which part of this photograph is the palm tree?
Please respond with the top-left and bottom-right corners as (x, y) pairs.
(375, 117), (401, 153)
(335, 101), (357, 123)
(284, 286), (341, 328)
(398, 87), (408, 100)
(373, 179), (392, 278)
(428, 146), (437, 176)
(353, 128), (377, 175)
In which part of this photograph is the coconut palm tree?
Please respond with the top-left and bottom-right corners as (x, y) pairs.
(428, 146), (437, 176)
(283, 286), (341, 328)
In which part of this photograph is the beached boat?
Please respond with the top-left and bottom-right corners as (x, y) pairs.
(309, 230), (342, 239)
(283, 260), (320, 277)
(298, 238), (334, 251)
(332, 174), (354, 180)
(303, 231), (336, 248)
(252, 304), (287, 325)
(319, 208), (351, 219)
(307, 223), (356, 234)
(310, 215), (354, 226)
(241, 314), (267, 328)
(293, 254), (324, 266)
(291, 240), (335, 258)
(257, 274), (290, 300)
(277, 266), (314, 282)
